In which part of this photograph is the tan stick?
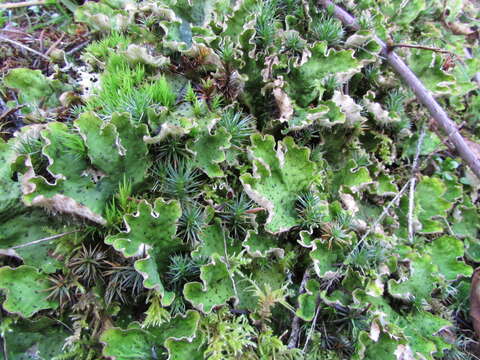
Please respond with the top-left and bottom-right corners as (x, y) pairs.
(0, 0), (48, 9)
(318, 0), (480, 179)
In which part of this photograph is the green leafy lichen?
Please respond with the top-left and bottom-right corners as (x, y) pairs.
(1, 0), (479, 358)
(241, 134), (317, 234)
(106, 198), (182, 295)
(183, 254), (236, 313)
(0, 265), (58, 317)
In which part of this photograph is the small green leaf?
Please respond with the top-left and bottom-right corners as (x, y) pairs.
(101, 310), (201, 359)
(452, 202), (479, 238)
(23, 114), (150, 224)
(279, 41), (361, 107)
(4, 68), (52, 100)
(0, 140), (22, 214)
(397, 310), (451, 359)
(332, 159), (373, 193)
(386, 0), (425, 25)
(3, 318), (69, 359)
(4, 68), (70, 117)
(409, 50), (456, 95)
(415, 177), (452, 234)
(355, 331), (406, 360)
(150, 309), (200, 343)
(465, 238), (480, 262)
(76, 112), (150, 188)
(374, 174), (398, 196)
(74, 1), (130, 32)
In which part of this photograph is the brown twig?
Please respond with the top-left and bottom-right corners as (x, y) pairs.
(0, 35), (50, 61)
(0, 0), (48, 9)
(0, 105), (25, 122)
(318, 0), (480, 179)
(66, 40), (90, 55)
(45, 33), (65, 56)
(39, 28), (46, 53)
(0, 28), (29, 36)
(245, 207), (265, 214)
(428, 119), (455, 151)
(388, 43), (458, 58)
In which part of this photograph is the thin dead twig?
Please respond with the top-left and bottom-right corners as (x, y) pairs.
(245, 207), (265, 214)
(0, 35), (50, 61)
(408, 127), (426, 244)
(45, 33), (65, 56)
(66, 40), (90, 55)
(0, 105), (25, 122)
(303, 305), (321, 352)
(318, 0), (480, 179)
(11, 230), (79, 249)
(319, 178), (411, 279)
(39, 28), (46, 53)
(388, 43), (458, 58)
(0, 28), (29, 36)
(358, 180), (411, 246)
